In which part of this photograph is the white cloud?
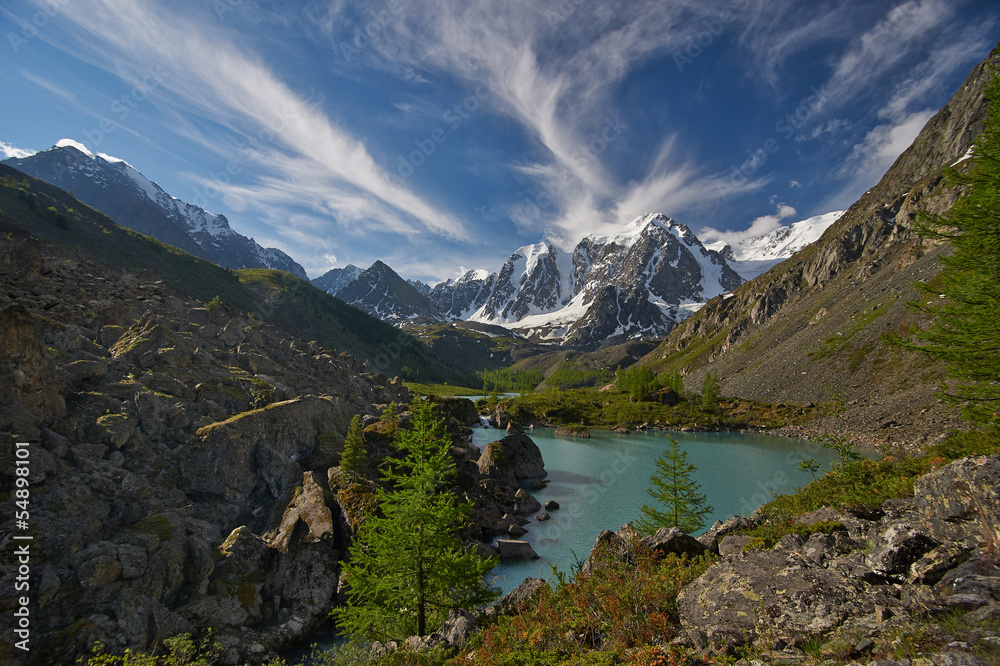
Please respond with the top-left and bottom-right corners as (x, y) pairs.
(337, 0), (783, 244)
(699, 202), (797, 247)
(823, 109), (935, 210)
(26, 0), (470, 246)
(815, 0), (955, 114)
(0, 140), (37, 159)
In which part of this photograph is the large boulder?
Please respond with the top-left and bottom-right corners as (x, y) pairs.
(493, 577), (548, 616)
(640, 526), (710, 559)
(428, 396), (481, 426)
(514, 488), (542, 515)
(676, 533), (899, 654)
(496, 539), (540, 560)
(477, 432), (546, 481)
(580, 524), (641, 577)
(914, 455), (1000, 548)
(437, 608), (478, 647)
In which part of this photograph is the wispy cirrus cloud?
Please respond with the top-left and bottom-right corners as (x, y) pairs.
(318, 0), (774, 243)
(22, 0), (469, 248)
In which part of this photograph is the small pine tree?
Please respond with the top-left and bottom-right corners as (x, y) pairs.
(340, 415), (368, 476)
(701, 372), (720, 411)
(635, 439), (713, 536)
(797, 457), (821, 481)
(380, 402), (398, 439)
(333, 400), (498, 640)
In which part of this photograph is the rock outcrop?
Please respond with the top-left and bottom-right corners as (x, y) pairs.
(675, 455), (1000, 657)
(477, 432), (546, 480)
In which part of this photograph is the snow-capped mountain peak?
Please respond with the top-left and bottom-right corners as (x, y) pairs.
(718, 211), (844, 279)
(3, 142), (307, 279)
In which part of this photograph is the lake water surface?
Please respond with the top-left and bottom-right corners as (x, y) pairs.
(476, 426), (838, 593)
(288, 426), (838, 660)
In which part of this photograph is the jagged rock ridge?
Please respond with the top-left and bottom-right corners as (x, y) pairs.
(335, 260), (446, 324)
(312, 263), (364, 296)
(3, 141), (307, 279)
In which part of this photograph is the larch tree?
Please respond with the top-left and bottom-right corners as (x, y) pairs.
(635, 439), (714, 536)
(894, 66), (1000, 425)
(339, 415), (368, 477)
(333, 400), (498, 641)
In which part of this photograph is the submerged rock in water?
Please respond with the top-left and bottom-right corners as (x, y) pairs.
(496, 539), (540, 560)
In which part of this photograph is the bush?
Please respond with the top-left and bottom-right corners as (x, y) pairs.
(463, 542), (713, 664)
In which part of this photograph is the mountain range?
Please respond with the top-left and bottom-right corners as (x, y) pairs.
(2, 140), (307, 279)
(314, 211), (841, 349)
(1, 140), (843, 351)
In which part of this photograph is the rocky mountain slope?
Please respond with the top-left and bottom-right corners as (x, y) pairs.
(0, 164), (468, 384)
(335, 260), (446, 325)
(646, 47), (999, 447)
(421, 214), (745, 349)
(312, 264), (364, 296)
(0, 182), (545, 663)
(3, 141), (307, 279)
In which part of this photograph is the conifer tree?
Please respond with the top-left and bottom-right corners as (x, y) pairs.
(333, 401), (498, 640)
(894, 67), (1000, 425)
(339, 415), (367, 477)
(701, 372), (720, 411)
(635, 439), (713, 536)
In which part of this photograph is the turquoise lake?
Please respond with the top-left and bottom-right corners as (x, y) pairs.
(474, 426), (838, 594)
(288, 426), (840, 659)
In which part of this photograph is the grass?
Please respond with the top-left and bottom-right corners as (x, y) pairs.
(475, 386), (820, 431)
(404, 382), (483, 397)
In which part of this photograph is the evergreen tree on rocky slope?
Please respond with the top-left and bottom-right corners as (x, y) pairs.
(334, 401), (498, 640)
(895, 67), (1000, 425)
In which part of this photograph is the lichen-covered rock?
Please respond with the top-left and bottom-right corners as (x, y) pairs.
(477, 432), (546, 480)
(676, 535), (899, 653)
(867, 522), (939, 579)
(697, 515), (758, 553)
(640, 526), (710, 559)
(914, 455), (1000, 548)
(438, 608), (478, 647)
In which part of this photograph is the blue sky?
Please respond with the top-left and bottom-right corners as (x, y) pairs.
(1, 0), (996, 282)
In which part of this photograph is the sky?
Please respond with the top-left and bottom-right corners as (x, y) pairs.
(0, 1), (997, 283)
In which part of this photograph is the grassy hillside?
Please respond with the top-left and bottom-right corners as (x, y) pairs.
(0, 165), (468, 383)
